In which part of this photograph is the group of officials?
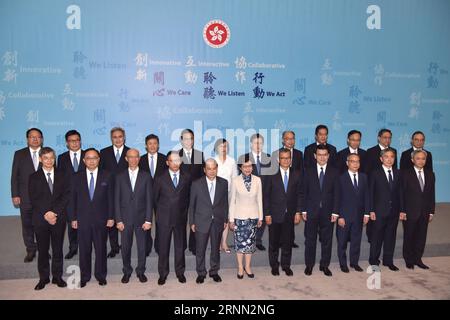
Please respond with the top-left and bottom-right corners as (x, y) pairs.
(10, 125), (435, 290)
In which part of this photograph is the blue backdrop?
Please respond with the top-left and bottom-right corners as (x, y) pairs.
(1, 0), (449, 215)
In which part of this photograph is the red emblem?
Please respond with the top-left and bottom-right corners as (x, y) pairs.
(203, 20), (230, 48)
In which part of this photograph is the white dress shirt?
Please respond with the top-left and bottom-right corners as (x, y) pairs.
(115, 145), (124, 158)
(414, 166), (425, 185)
(128, 167), (139, 191)
(215, 155), (238, 190)
(382, 165), (394, 182)
(147, 152), (158, 174)
(43, 168), (54, 185)
(29, 147), (41, 170)
(349, 147), (358, 154)
(86, 167), (98, 189)
(70, 149), (81, 167)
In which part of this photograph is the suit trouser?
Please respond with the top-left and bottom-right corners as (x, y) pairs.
(35, 221), (65, 281)
(402, 215), (429, 265)
(369, 213), (398, 266)
(121, 223), (147, 276)
(268, 214), (294, 270)
(195, 221), (222, 277)
(158, 224), (186, 278)
(79, 224), (108, 282)
(108, 223), (120, 252)
(188, 229), (196, 253)
(67, 221), (78, 252)
(20, 204), (37, 253)
(366, 220), (373, 243)
(256, 220), (266, 246)
(304, 210), (334, 268)
(336, 219), (363, 266)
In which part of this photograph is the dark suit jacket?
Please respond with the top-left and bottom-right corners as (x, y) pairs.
(138, 152), (167, 182)
(299, 165), (340, 216)
(237, 152), (275, 178)
(115, 169), (153, 226)
(369, 167), (401, 218)
(11, 147), (42, 205)
(271, 148), (304, 173)
(338, 171), (370, 223)
(336, 147), (367, 174)
(68, 169), (114, 228)
(303, 143), (338, 169)
(263, 169), (302, 223)
(99, 145), (130, 175)
(188, 176), (229, 233)
(179, 148), (205, 181)
(400, 167), (435, 220)
(365, 145), (398, 174)
(57, 150), (86, 177)
(400, 148), (433, 172)
(28, 168), (70, 228)
(153, 170), (191, 227)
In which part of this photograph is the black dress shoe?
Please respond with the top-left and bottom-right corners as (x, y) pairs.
(196, 276), (205, 284)
(34, 279), (50, 290)
(350, 264), (364, 272)
(190, 250), (197, 255)
(80, 281), (87, 288)
(256, 244), (266, 251)
(52, 278), (67, 287)
(319, 266), (333, 276)
(292, 242), (299, 248)
(98, 279), (107, 286)
(107, 250), (117, 258)
(121, 274), (131, 283)
(282, 268), (294, 276)
(340, 265), (350, 273)
(304, 266), (313, 276)
(416, 261), (429, 270)
(177, 274), (186, 283)
(384, 264), (399, 271)
(406, 263), (415, 269)
(138, 274), (148, 283)
(24, 251), (36, 263)
(65, 250), (77, 260)
(158, 277), (166, 285)
(244, 268), (254, 278)
(271, 268), (280, 276)
(210, 274), (222, 282)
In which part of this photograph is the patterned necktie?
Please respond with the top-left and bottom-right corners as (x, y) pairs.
(388, 169), (393, 190)
(73, 152), (79, 172)
(47, 172), (53, 194)
(185, 151), (191, 164)
(283, 170), (288, 193)
(172, 173), (178, 188)
(319, 167), (324, 190)
(209, 181), (215, 204)
(115, 148), (120, 163)
(150, 155), (155, 178)
(32, 151), (38, 171)
(256, 154), (261, 175)
(353, 173), (358, 190)
(89, 172), (95, 200)
(418, 170), (424, 192)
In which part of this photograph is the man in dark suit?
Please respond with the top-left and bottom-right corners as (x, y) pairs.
(336, 153), (370, 273)
(238, 133), (275, 251)
(400, 131), (433, 172)
(154, 151), (191, 285)
(271, 130), (303, 248)
(178, 129), (204, 256)
(29, 147), (70, 290)
(115, 149), (153, 284)
(368, 148), (401, 271)
(11, 128), (43, 262)
(336, 130), (367, 174)
(100, 127), (130, 258)
(264, 148), (302, 277)
(57, 129), (85, 259)
(365, 128), (397, 244)
(300, 144), (340, 277)
(303, 124), (338, 169)
(189, 159), (228, 284)
(400, 149), (435, 270)
(68, 148), (114, 287)
(139, 133), (167, 256)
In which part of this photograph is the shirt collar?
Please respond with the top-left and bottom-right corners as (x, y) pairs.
(379, 143), (387, 150)
(29, 147), (41, 154)
(317, 163), (327, 171)
(87, 167), (98, 175)
(169, 169), (179, 176)
(349, 146), (358, 154)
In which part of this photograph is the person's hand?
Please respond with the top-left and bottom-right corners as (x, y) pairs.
(142, 223), (151, 231)
(117, 222), (125, 232)
(302, 212), (307, 221)
(106, 219), (114, 228)
(44, 211), (57, 225)
(191, 224), (196, 233)
(399, 212), (407, 221)
(370, 212), (376, 221)
(71, 221), (78, 229)
(257, 220), (263, 228)
(12, 197), (21, 206)
(338, 217), (345, 228)
(229, 222), (236, 231)
(363, 216), (370, 225)
(294, 213), (302, 225)
(429, 214), (433, 223)
(331, 215), (338, 223)
(265, 216), (272, 226)
(223, 223), (228, 230)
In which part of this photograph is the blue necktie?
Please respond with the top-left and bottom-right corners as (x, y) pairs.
(283, 171), (288, 193)
(319, 167), (324, 190)
(150, 155), (155, 178)
(172, 173), (178, 188)
(256, 154), (261, 175)
(73, 153), (79, 172)
(115, 148), (120, 163)
(353, 173), (358, 190)
(89, 172), (95, 200)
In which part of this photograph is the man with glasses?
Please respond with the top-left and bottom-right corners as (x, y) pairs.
(336, 130), (367, 174)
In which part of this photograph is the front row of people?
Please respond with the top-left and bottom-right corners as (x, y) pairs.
(29, 144), (435, 290)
